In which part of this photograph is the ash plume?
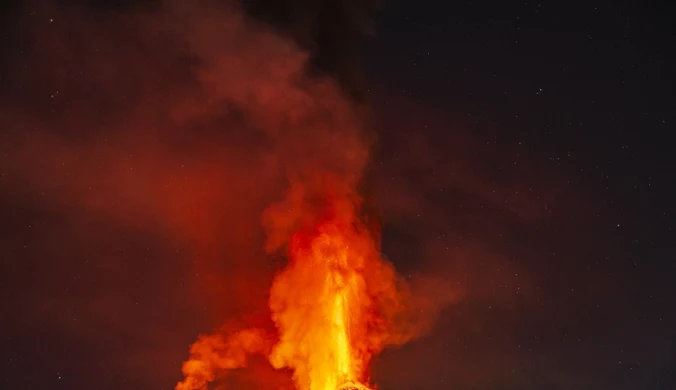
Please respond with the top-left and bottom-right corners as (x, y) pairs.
(0, 0), (456, 389)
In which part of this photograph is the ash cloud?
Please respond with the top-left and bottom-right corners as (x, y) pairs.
(0, 1), (370, 388)
(0, 1), (451, 389)
(0, 1), (574, 390)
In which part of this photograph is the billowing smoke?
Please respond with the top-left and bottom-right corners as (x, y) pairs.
(0, 1), (457, 389)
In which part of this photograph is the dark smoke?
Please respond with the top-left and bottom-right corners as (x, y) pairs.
(242, 0), (382, 101)
(238, 0), (386, 247)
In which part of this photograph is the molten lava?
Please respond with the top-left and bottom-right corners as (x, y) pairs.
(177, 199), (406, 390)
(268, 212), (381, 390)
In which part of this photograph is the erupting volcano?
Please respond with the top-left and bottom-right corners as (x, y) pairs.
(170, 3), (440, 390)
(268, 208), (389, 390)
(177, 186), (411, 390)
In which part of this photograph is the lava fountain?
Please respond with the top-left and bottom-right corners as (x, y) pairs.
(176, 184), (409, 390)
(267, 199), (395, 390)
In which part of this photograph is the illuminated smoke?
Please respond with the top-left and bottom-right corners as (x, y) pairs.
(0, 2), (459, 389)
(172, 2), (456, 390)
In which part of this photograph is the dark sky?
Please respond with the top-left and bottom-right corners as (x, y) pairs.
(1, 1), (675, 390)
(367, 2), (676, 390)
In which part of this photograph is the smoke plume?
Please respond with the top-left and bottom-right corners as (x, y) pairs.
(0, 1), (456, 389)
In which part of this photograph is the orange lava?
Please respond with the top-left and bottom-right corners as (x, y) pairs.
(269, 210), (383, 390)
(177, 199), (403, 390)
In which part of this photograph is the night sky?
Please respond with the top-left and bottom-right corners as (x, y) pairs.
(1, 1), (675, 390)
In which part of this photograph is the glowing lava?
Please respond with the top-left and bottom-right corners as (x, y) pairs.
(268, 210), (382, 390)
(177, 198), (404, 390)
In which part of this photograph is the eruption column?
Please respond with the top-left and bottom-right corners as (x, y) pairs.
(268, 210), (376, 390)
(177, 193), (403, 390)
(173, 4), (418, 388)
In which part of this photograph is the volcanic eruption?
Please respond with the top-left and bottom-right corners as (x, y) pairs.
(175, 80), (413, 389)
(166, 2), (447, 390)
(177, 189), (406, 390)
(0, 0), (453, 387)
(147, 1), (456, 390)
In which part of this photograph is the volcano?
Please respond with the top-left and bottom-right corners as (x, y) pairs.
(177, 196), (413, 390)
(171, 2), (444, 390)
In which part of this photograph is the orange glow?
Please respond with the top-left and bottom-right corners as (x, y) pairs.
(268, 208), (380, 390)
(176, 328), (271, 390)
(176, 197), (405, 390)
